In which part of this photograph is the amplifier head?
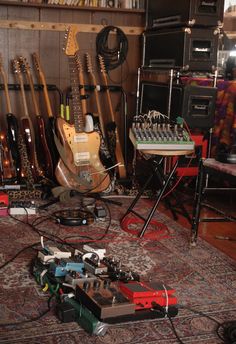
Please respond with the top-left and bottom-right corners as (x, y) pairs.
(146, 0), (224, 29)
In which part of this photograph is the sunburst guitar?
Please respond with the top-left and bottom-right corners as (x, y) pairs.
(55, 26), (110, 193)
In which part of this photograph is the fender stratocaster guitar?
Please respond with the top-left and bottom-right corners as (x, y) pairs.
(55, 27), (110, 193)
(19, 56), (54, 180)
(98, 55), (127, 179)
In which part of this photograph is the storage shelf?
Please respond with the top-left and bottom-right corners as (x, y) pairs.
(0, 1), (145, 13)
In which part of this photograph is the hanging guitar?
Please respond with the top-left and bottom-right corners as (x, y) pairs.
(84, 52), (114, 172)
(12, 58), (42, 183)
(55, 26), (111, 193)
(19, 56), (54, 180)
(0, 54), (21, 182)
(32, 52), (59, 168)
(98, 55), (127, 179)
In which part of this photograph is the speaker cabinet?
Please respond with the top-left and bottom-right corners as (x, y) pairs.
(139, 81), (217, 129)
(142, 27), (220, 72)
(145, 0), (224, 30)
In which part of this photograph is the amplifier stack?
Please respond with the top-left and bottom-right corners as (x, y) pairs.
(143, 0), (225, 73)
(136, 0), (225, 176)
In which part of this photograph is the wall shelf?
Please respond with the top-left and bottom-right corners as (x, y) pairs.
(0, 1), (145, 13)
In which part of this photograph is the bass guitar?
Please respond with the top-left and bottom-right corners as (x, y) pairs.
(0, 54), (20, 182)
(12, 58), (42, 183)
(19, 56), (54, 180)
(55, 27), (110, 193)
(98, 55), (127, 179)
(32, 52), (59, 168)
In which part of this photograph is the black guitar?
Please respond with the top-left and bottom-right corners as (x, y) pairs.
(0, 54), (21, 182)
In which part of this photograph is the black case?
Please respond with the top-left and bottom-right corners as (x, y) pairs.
(139, 81), (217, 129)
(146, 0), (224, 29)
(142, 27), (220, 72)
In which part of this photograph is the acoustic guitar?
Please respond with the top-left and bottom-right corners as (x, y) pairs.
(19, 56), (54, 180)
(55, 27), (111, 193)
(98, 55), (127, 179)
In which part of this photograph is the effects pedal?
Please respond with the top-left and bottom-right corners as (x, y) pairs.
(119, 280), (177, 310)
(9, 200), (37, 215)
(75, 278), (136, 319)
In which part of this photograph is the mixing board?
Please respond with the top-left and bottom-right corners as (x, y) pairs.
(129, 121), (194, 151)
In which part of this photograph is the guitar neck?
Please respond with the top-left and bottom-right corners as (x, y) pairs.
(17, 72), (30, 119)
(68, 56), (84, 132)
(32, 53), (54, 118)
(76, 54), (87, 116)
(0, 69), (12, 114)
(25, 69), (40, 116)
(86, 53), (105, 137)
(101, 72), (116, 123)
(98, 57), (126, 178)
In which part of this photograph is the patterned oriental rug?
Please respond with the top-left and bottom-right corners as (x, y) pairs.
(0, 197), (235, 344)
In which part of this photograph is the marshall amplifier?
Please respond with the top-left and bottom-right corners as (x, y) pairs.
(145, 0), (224, 29)
(142, 27), (220, 72)
(139, 81), (217, 129)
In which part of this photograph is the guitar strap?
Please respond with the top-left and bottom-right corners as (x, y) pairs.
(52, 130), (91, 188)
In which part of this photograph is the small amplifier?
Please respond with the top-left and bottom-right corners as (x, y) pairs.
(139, 81), (217, 129)
(146, 0), (224, 29)
(142, 27), (220, 72)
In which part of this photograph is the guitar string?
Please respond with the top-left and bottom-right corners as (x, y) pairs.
(69, 57), (93, 186)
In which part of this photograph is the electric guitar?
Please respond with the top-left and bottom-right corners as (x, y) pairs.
(19, 56), (54, 180)
(55, 26), (110, 193)
(85, 52), (114, 170)
(12, 58), (42, 183)
(98, 55), (127, 179)
(32, 52), (59, 168)
(0, 54), (20, 181)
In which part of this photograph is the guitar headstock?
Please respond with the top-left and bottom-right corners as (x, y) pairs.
(98, 54), (107, 74)
(75, 52), (83, 72)
(64, 26), (79, 56)
(32, 52), (41, 72)
(18, 56), (30, 75)
(85, 53), (94, 74)
(12, 59), (21, 75)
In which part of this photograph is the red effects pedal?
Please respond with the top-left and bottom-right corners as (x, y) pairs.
(119, 280), (177, 310)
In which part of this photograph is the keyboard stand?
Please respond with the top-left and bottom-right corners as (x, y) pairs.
(121, 149), (194, 238)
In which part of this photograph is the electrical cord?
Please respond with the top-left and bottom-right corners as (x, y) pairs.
(96, 25), (128, 70)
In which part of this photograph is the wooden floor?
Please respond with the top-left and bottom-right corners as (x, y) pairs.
(159, 187), (236, 261)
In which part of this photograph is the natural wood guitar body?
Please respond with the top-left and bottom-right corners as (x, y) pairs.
(55, 117), (110, 193)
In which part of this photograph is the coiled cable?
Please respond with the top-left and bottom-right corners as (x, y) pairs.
(96, 25), (128, 70)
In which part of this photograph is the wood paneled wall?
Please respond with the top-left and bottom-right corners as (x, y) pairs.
(0, 4), (144, 156)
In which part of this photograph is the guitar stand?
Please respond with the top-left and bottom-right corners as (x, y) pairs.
(121, 150), (194, 238)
